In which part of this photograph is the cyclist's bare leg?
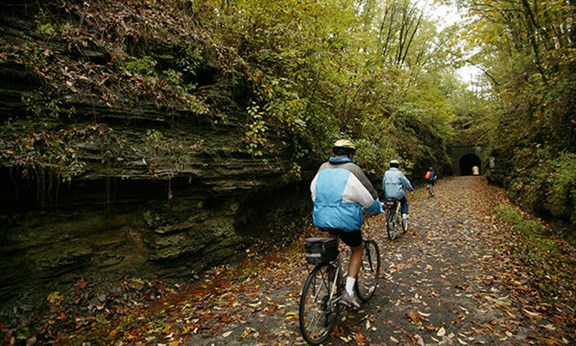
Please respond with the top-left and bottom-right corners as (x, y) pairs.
(347, 243), (364, 279)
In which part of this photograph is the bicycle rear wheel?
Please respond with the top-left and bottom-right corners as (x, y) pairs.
(401, 215), (408, 234)
(395, 212), (403, 236)
(385, 209), (397, 240)
(355, 240), (381, 302)
(299, 263), (341, 345)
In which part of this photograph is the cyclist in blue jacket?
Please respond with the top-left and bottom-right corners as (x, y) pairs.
(310, 139), (383, 309)
(382, 159), (414, 219)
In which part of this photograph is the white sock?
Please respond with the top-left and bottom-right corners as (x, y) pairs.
(345, 277), (356, 295)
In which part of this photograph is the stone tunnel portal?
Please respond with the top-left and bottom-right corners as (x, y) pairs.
(459, 154), (482, 175)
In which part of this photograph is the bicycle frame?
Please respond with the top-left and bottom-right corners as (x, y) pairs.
(325, 256), (342, 304)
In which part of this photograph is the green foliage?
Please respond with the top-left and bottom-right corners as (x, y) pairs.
(161, 69), (208, 115)
(204, 0), (458, 173)
(125, 56), (157, 75)
(178, 45), (204, 76)
(497, 204), (545, 238)
(547, 152), (576, 222)
(36, 23), (56, 36)
(244, 103), (268, 157)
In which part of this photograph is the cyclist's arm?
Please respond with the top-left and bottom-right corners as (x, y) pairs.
(343, 174), (383, 214)
(400, 174), (414, 192)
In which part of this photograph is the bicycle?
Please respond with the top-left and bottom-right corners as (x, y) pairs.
(384, 198), (408, 240)
(299, 236), (381, 345)
(426, 183), (434, 197)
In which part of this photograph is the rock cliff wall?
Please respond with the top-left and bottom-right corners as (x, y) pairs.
(0, 1), (316, 312)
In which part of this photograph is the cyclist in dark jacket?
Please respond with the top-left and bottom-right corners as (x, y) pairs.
(425, 167), (437, 185)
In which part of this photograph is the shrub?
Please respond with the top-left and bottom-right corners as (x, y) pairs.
(547, 152), (576, 224)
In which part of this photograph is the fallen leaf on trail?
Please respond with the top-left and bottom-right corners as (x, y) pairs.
(406, 310), (421, 324)
(523, 309), (542, 319)
(222, 331), (232, 337)
(353, 331), (368, 344)
(241, 327), (255, 339)
(437, 326), (446, 336)
(413, 334), (425, 346)
(455, 283), (469, 290)
(331, 325), (345, 338)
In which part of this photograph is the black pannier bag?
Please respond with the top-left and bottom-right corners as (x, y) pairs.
(304, 237), (338, 264)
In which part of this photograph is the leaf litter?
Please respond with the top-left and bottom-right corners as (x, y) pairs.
(1, 176), (575, 345)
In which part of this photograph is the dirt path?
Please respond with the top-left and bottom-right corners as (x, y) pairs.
(8, 176), (575, 345)
(180, 176), (575, 346)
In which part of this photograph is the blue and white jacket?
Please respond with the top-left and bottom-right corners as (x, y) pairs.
(382, 167), (413, 199)
(310, 157), (383, 232)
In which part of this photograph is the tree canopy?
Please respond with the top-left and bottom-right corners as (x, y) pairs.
(197, 0), (467, 176)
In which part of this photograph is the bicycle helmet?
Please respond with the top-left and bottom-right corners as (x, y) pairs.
(333, 139), (356, 150)
(332, 139), (356, 156)
(390, 159), (400, 168)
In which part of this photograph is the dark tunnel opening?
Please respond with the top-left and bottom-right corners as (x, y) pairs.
(459, 154), (482, 175)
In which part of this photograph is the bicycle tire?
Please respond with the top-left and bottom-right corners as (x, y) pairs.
(394, 210), (402, 235)
(402, 217), (408, 234)
(385, 209), (397, 240)
(395, 203), (403, 236)
(355, 240), (381, 302)
(299, 263), (342, 345)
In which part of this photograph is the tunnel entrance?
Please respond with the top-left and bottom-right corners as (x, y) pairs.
(459, 154), (482, 175)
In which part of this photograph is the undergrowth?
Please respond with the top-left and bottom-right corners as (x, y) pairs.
(496, 204), (575, 301)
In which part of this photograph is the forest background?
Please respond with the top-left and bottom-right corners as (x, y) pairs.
(1, 0), (575, 246)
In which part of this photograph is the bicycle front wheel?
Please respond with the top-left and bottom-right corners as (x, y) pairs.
(299, 264), (341, 345)
(355, 240), (381, 302)
(385, 209), (397, 240)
